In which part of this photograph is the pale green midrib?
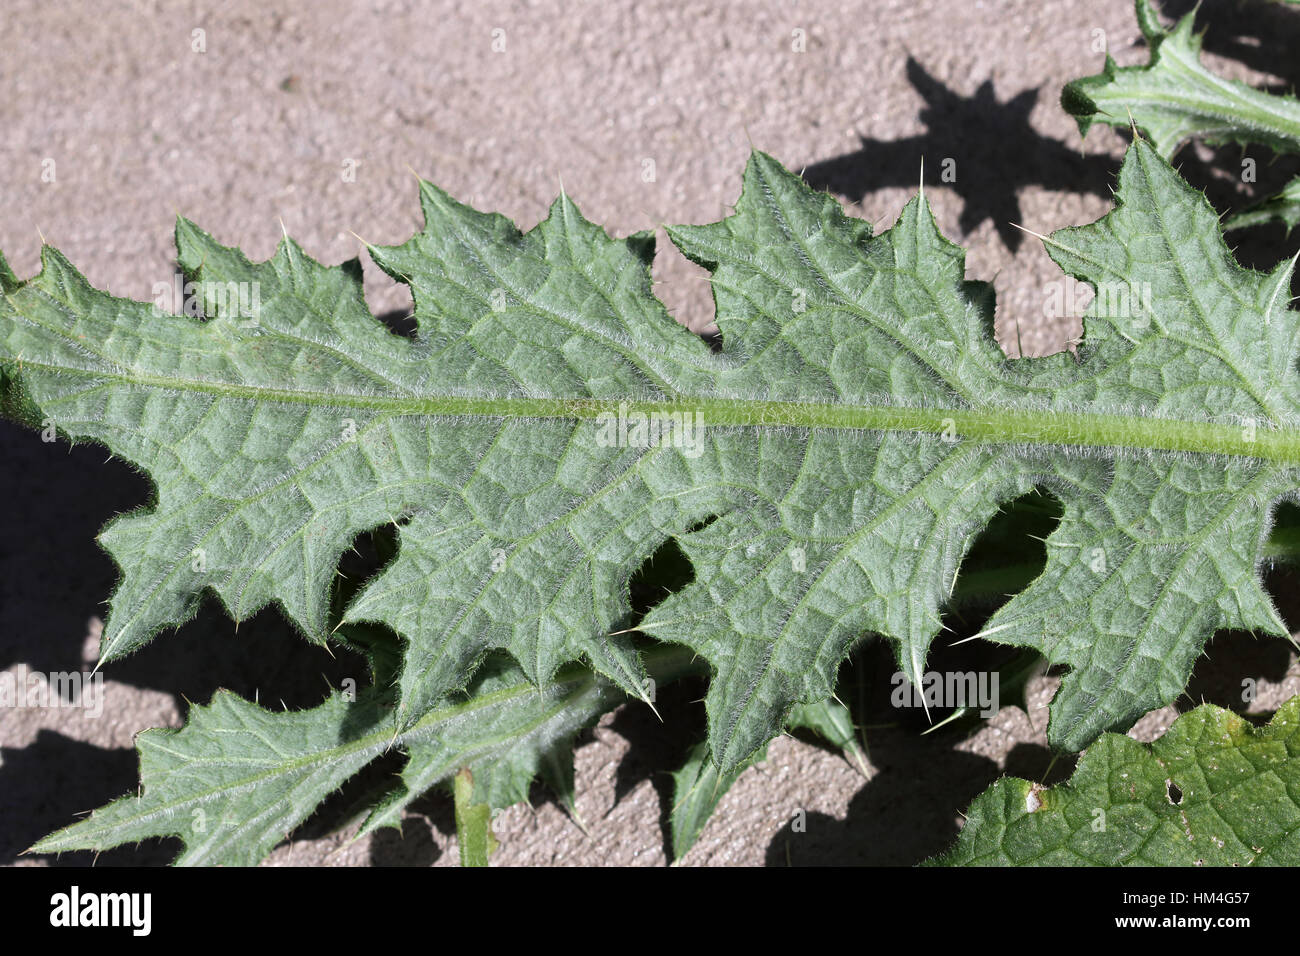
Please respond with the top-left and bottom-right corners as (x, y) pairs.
(24, 358), (1300, 465)
(1096, 86), (1300, 146)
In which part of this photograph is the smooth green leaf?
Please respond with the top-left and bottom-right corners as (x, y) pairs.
(932, 696), (1300, 865)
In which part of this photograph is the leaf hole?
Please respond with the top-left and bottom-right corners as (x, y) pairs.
(947, 485), (1063, 626)
(885, 486), (1064, 735)
(686, 514), (721, 534)
(652, 232), (718, 342)
(627, 535), (697, 621)
(360, 251), (418, 339)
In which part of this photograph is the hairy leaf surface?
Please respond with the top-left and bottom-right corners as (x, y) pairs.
(1063, 1), (1300, 159)
(30, 645), (697, 865)
(3, 139), (1299, 783)
(1064, 0), (1300, 235)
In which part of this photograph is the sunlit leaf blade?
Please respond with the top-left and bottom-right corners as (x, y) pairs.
(356, 645), (696, 836)
(4, 137), (1300, 784)
(31, 645), (699, 865)
(1062, 1), (1300, 160)
(656, 140), (1298, 757)
(1064, 0), (1300, 236)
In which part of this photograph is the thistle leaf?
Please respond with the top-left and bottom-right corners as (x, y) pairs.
(1062, 0), (1300, 159)
(4, 139), (1299, 801)
(1064, 0), (1300, 236)
(356, 644), (696, 837)
(29, 691), (390, 866)
(30, 644), (699, 865)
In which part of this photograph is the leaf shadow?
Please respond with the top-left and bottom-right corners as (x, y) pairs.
(604, 673), (708, 856)
(0, 419), (369, 708)
(761, 740), (1063, 867)
(1173, 563), (1300, 719)
(0, 732), (180, 866)
(800, 57), (1119, 252)
(0, 420), (144, 678)
(754, 625), (1078, 867)
(1158, 0), (1300, 89)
